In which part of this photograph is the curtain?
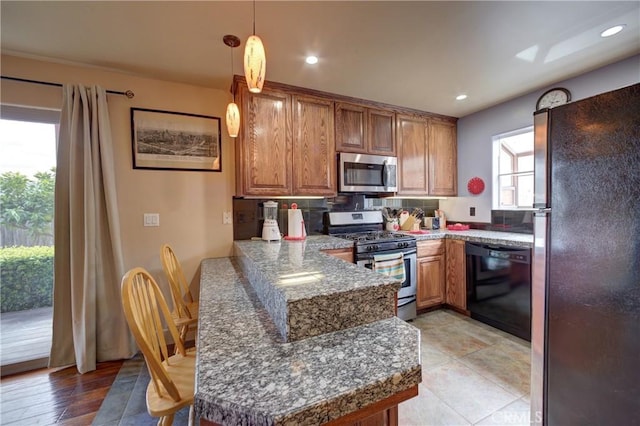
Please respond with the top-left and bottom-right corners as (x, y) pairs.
(49, 85), (136, 373)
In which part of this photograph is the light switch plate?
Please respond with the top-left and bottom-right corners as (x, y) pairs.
(144, 213), (160, 227)
(223, 211), (232, 225)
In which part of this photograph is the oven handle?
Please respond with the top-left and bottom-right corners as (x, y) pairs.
(357, 248), (417, 262)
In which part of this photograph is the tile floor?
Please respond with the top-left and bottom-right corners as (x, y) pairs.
(399, 309), (531, 426)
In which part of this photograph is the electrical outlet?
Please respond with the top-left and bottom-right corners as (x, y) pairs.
(143, 213), (160, 227)
(470, 207), (476, 217)
(223, 211), (232, 225)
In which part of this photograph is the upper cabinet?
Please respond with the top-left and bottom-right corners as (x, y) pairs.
(397, 114), (457, 197)
(236, 85), (292, 196)
(292, 95), (336, 196)
(335, 103), (396, 156)
(234, 76), (456, 197)
(367, 108), (396, 156)
(335, 103), (366, 153)
(396, 114), (429, 195)
(235, 80), (336, 197)
(428, 119), (457, 196)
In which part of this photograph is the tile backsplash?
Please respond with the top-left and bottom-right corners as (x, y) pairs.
(232, 195), (441, 240)
(233, 197), (533, 238)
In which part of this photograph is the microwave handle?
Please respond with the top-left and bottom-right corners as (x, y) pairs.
(382, 160), (389, 187)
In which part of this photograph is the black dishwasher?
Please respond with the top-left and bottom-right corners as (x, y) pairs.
(466, 242), (531, 341)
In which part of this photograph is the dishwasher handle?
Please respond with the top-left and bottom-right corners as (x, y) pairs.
(465, 242), (531, 264)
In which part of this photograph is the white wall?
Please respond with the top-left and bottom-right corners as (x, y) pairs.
(441, 54), (640, 223)
(1, 54), (235, 300)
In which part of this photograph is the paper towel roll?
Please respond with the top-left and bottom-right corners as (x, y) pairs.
(287, 209), (307, 239)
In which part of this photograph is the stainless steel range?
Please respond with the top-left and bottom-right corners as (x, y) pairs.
(325, 211), (417, 321)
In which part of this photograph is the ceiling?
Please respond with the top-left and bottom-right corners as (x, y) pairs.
(1, 1), (639, 118)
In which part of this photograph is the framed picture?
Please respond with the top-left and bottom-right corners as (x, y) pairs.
(130, 108), (222, 172)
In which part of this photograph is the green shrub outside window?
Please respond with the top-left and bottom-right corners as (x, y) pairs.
(0, 246), (54, 313)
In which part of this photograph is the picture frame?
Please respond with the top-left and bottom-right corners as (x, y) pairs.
(130, 108), (222, 172)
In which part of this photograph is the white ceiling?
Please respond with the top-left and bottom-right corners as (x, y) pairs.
(1, 1), (639, 118)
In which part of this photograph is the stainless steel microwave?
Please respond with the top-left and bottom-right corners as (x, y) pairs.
(339, 153), (397, 193)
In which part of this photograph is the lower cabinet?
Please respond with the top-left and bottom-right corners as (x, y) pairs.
(445, 239), (467, 311)
(322, 248), (355, 263)
(416, 240), (445, 309)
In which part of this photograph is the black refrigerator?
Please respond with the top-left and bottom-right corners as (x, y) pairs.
(531, 83), (640, 425)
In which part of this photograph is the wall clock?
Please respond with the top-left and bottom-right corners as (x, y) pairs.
(467, 177), (485, 195)
(536, 87), (571, 110)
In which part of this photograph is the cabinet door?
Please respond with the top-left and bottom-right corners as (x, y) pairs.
(292, 95), (336, 196)
(335, 102), (367, 153)
(368, 109), (396, 156)
(239, 87), (292, 195)
(396, 114), (428, 195)
(445, 239), (466, 310)
(417, 255), (445, 309)
(428, 119), (457, 196)
(321, 248), (354, 263)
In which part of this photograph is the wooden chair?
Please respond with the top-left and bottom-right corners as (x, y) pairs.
(121, 267), (195, 426)
(160, 244), (199, 342)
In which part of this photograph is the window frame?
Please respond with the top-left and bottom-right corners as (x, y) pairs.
(492, 126), (535, 210)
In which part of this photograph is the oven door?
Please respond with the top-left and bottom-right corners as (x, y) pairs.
(357, 249), (417, 303)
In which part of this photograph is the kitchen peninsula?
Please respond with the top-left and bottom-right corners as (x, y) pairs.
(195, 236), (422, 425)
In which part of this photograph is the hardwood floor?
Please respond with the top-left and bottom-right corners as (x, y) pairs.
(0, 360), (123, 425)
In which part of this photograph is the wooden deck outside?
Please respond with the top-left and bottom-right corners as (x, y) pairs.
(0, 306), (52, 376)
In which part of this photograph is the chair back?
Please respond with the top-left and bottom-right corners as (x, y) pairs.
(121, 267), (187, 402)
(160, 244), (194, 320)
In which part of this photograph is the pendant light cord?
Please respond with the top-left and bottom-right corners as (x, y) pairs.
(230, 46), (235, 102)
(253, 0), (256, 35)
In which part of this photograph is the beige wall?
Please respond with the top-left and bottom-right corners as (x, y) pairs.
(1, 54), (235, 297)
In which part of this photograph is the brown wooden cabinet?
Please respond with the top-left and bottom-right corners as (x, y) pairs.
(321, 247), (354, 263)
(445, 239), (466, 310)
(428, 119), (457, 196)
(236, 84), (336, 197)
(292, 95), (336, 196)
(416, 240), (445, 309)
(368, 108), (396, 156)
(236, 85), (292, 196)
(396, 114), (428, 195)
(396, 114), (457, 196)
(335, 103), (367, 153)
(335, 102), (396, 156)
(233, 76), (456, 197)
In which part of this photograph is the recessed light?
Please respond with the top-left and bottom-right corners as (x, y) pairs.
(456, 94), (467, 101)
(601, 25), (625, 37)
(305, 56), (319, 65)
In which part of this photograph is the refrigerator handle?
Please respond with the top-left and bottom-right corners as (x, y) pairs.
(531, 210), (549, 425)
(534, 110), (550, 209)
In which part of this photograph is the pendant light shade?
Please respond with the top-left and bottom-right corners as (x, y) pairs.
(244, 1), (266, 93)
(223, 35), (241, 138)
(226, 102), (240, 138)
(244, 35), (266, 93)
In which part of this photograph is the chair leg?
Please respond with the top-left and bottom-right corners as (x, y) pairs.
(188, 405), (195, 426)
(159, 413), (175, 426)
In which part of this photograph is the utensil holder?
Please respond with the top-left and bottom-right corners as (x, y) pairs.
(400, 215), (417, 231)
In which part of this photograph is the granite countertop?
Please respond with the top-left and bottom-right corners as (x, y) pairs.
(234, 236), (400, 342)
(195, 257), (421, 425)
(400, 229), (533, 248)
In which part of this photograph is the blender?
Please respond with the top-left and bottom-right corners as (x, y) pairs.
(261, 201), (281, 241)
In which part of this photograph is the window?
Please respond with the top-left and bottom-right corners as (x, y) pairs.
(0, 105), (59, 375)
(493, 127), (534, 209)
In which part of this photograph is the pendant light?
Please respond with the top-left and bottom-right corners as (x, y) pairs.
(244, 0), (266, 93)
(223, 35), (241, 138)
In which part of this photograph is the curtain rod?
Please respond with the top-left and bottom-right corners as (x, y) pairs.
(1, 75), (135, 99)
